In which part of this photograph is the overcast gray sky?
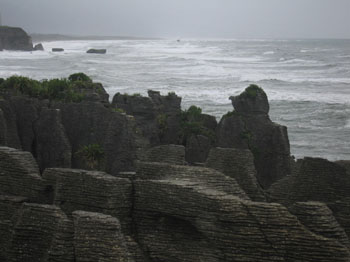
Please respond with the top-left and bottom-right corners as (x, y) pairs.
(1, 0), (349, 39)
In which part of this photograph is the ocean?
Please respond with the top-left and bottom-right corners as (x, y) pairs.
(0, 38), (349, 160)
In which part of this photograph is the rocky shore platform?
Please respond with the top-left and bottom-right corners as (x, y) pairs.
(0, 73), (350, 261)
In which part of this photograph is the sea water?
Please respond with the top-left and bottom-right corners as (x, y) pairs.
(0, 38), (349, 160)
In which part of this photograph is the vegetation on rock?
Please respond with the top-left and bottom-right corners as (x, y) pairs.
(180, 105), (215, 144)
(240, 84), (264, 98)
(0, 74), (101, 102)
(75, 143), (105, 170)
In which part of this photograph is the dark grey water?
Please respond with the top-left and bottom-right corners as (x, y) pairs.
(0, 39), (349, 160)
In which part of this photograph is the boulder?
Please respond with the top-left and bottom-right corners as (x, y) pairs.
(73, 211), (131, 261)
(86, 48), (107, 54)
(52, 48), (64, 52)
(33, 43), (44, 51)
(0, 26), (33, 51)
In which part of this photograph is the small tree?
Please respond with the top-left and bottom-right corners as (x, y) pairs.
(75, 144), (104, 170)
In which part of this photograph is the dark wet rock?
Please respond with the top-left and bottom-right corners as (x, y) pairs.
(87, 48), (107, 54)
(216, 113), (248, 149)
(0, 147), (49, 203)
(52, 48), (64, 52)
(230, 84), (269, 115)
(112, 93), (159, 146)
(6, 203), (74, 262)
(57, 101), (136, 174)
(73, 211), (131, 262)
(33, 43), (44, 51)
(269, 157), (350, 205)
(289, 201), (350, 249)
(206, 147), (266, 201)
(43, 168), (133, 233)
(141, 144), (186, 165)
(0, 26), (33, 51)
(185, 135), (212, 164)
(73, 81), (109, 103)
(0, 100), (21, 149)
(112, 91), (182, 146)
(34, 108), (71, 171)
(336, 160), (350, 174)
(0, 109), (6, 145)
(216, 87), (291, 189)
(8, 96), (40, 152)
(134, 178), (350, 261)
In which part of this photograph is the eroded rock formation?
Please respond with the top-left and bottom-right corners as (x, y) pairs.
(0, 26), (33, 51)
(1, 76), (350, 261)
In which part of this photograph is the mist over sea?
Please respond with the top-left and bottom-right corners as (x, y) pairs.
(0, 38), (349, 160)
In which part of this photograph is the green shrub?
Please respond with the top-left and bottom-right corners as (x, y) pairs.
(112, 107), (126, 113)
(240, 84), (263, 98)
(222, 110), (238, 119)
(157, 113), (168, 136)
(75, 143), (104, 170)
(68, 73), (92, 82)
(1, 76), (43, 97)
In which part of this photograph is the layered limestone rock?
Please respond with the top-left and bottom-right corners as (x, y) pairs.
(0, 195), (27, 261)
(136, 161), (250, 200)
(43, 168), (133, 233)
(140, 144), (186, 165)
(205, 147), (266, 201)
(289, 201), (350, 249)
(57, 101), (136, 174)
(134, 178), (350, 261)
(5, 203), (74, 262)
(0, 26), (33, 51)
(34, 108), (72, 171)
(269, 157), (350, 239)
(112, 90), (182, 146)
(217, 85), (291, 188)
(0, 147), (48, 203)
(185, 134), (212, 163)
(73, 211), (131, 261)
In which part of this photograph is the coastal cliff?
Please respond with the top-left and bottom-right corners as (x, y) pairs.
(1, 73), (350, 261)
(0, 26), (33, 51)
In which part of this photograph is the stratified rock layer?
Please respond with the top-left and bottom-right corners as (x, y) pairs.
(43, 168), (133, 233)
(73, 211), (131, 262)
(206, 147), (266, 201)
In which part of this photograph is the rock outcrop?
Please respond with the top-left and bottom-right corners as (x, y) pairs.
(33, 43), (44, 51)
(217, 85), (291, 188)
(0, 26), (33, 51)
(87, 48), (107, 54)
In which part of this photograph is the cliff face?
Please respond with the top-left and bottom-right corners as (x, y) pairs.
(0, 26), (33, 51)
(1, 75), (350, 261)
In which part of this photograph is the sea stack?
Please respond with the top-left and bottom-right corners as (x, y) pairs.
(0, 26), (33, 51)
